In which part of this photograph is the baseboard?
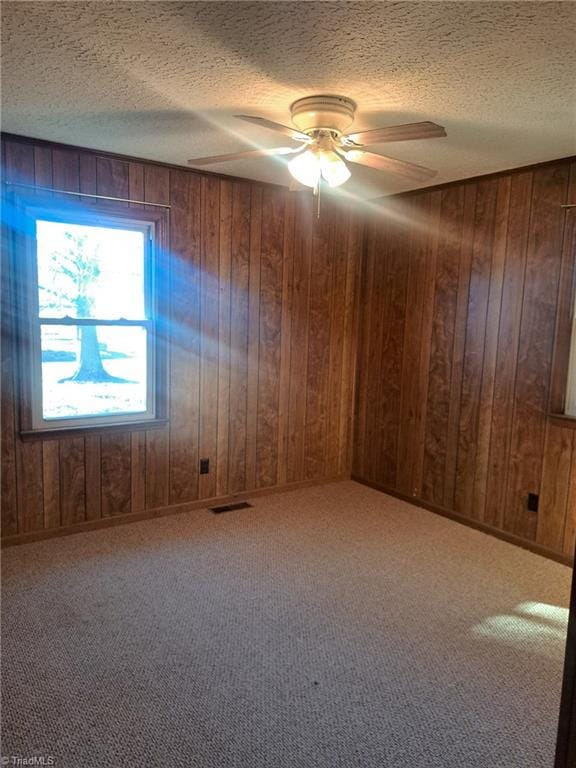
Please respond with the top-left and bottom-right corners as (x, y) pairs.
(352, 476), (574, 567)
(1, 475), (349, 548)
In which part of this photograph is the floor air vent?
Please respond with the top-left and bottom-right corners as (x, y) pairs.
(209, 501), (253, 514)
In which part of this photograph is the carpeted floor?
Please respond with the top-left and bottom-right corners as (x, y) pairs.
(1, 481), (571, 767)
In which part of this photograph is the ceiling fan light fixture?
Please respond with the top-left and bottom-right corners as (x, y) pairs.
(275, 146), (301, 155)
(288, 149), (321, 188)
(342, 149), (362, 162)
(319, 150), (351, 187)
(190, 97), (445, 192)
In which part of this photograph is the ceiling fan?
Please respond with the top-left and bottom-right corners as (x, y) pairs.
(188, 95), (447, 191)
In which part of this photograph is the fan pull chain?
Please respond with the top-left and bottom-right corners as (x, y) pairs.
(313, 180), (321, 218)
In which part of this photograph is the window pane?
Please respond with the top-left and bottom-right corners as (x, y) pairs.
(36, 220), (146, 320)
(40, 325), (149, 420)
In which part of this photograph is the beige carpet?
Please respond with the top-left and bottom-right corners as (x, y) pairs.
(1, 481), (571, 768)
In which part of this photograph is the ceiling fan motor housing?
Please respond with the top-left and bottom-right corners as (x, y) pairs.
(290, 95), (357, 135)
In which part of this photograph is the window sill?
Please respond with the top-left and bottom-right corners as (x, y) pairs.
(20, 418), (169, 441)
(549, 413), (576, 430)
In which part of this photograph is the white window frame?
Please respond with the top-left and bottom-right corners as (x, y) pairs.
(14, 197), (167, 436)
(565, 298), (576, 417)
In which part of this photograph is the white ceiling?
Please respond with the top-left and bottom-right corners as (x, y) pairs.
(2, 1), (575, 199)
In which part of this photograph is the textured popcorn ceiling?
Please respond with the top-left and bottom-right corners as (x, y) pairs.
(2, 1), (575, 198)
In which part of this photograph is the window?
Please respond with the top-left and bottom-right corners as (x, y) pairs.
(550, 210), (576, 423)
(566, 303), (576, 417)
(15, 199), (167, 435)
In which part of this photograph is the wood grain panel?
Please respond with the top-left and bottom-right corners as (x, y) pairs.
(352, 213), (375, 479)
(504, 164), (569, 540)
(354, 156), (576, 560)
(101, 434), (131, 517)
(537, 424), (574, 552)
(454, 178), (498, 517)
(245, 186), (262, 491)
(326, 210), (349, 478)
(276, 194), (295, 486)
(256, 188), (284, 488)
(168, 169), (201, 504)
(85, 435), (101, 521)
(564, 451), (576, 558)
(413, 191), (442, 496)
(371, 211), (409, 489)
(484, 171), (533, 528)
(129, 163), (144, 204)
(471, 176), (511, 521)
(42, 441), (60, 529)
(397, 196), (434, 497)
(338, 214), (363, 477)
(216, 180), (232, 496)
(304, 204), (333, 481)
(96, 157), (129, 200)
(59, 438), (85, 526)
(198, 176), (220, 499)
(34, 146), (53, 187)
(16, 441), (44, 532)
(228, 182), (251, 494)
(422, 185), (466, 505)
(287, 192), (313, 484)
(130, 432), (146, 513)
(443, 183), (477, 509)
(79, 154), (97, 195)
(52, 149), (80, 192)
(362, 213), (387, 484)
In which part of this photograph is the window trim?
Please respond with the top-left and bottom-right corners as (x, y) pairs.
(12, 192), (169, 438)
(550, 207), (576, 424)
(566, 308), (576, 420)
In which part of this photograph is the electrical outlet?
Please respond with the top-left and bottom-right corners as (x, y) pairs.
(527, 492), (539, 512)
(200, 458), (210, 475)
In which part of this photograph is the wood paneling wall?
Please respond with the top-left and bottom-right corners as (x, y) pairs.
(1, 135), (363, 542)
(2, 134), (575, 559)
(353, 158), (576, 561)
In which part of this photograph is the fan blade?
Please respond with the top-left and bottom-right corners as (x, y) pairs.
(234, 115), (312, 142)
(343, 150), (437, 182)
(188, 146), (300, 167)
(342, 121), (446, 146)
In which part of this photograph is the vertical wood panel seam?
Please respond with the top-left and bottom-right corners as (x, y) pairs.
(325, 207), (338, 474)
(465, 181), (500, 517)
(341, 215), (363, 475)
(477, 178), (512, 521)
(444, 184), (477, 506)
(453, 192), (479, 502)
(502, 172), (536, 523)
(488, 172), (533, 528)
(224, 186), (233, 496)
(546, 187), (573, 415)
(415, 193), (442, 495)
